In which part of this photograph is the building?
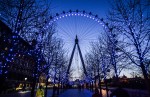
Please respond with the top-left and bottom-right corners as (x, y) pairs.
(0, 20), (45, 92)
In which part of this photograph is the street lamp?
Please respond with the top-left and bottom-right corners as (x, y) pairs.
(25, 77), (27, 81)
(23, 77), (27, 91)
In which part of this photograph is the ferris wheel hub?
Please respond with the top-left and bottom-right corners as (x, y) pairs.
(75, 35), (78, 44)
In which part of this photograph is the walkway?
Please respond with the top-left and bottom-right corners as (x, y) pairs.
(59, 89), (93, 97)
(1, 88), (148, 97)
(0, 89), (107, 97)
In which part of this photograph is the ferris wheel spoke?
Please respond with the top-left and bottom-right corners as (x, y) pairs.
(80, 21), (93, 37)
(64, 17), (75, 36)
(57, 17), (74, 40)
(77, 18), (89, 37)
(81, 20), (97, 38)
(57, 24), (73, 40)
(81, 23), (99, 40)
(83, 29), (101, 41)
(78, 17), (90, 39)
(74, 16), (77, 34)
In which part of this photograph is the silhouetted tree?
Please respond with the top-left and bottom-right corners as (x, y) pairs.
(107, 0), (150, 93)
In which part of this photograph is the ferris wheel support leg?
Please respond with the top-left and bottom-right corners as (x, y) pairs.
(77, 43), (87, 76)
(66, 42), (76, 78)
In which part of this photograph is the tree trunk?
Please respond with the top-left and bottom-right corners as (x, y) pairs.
(98, 77), (102, 97)
(141, 63), (150, 95)
(44, 76), (49, 97)
(31, 77), (36, 97)
(105, 80), (109, 97)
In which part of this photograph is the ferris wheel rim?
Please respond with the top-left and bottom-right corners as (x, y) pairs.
(43, 10), (108, 30)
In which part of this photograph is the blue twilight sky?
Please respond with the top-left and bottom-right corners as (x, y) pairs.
(50, 0), (110, 18)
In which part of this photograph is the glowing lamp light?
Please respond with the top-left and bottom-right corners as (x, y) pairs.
(10, 49), (13, 52)
(5, 47), (8, 50)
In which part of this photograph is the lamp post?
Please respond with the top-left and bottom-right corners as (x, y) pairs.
(24, 77), (27, 91)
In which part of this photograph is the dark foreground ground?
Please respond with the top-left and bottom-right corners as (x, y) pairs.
(0, 88), (149, 97)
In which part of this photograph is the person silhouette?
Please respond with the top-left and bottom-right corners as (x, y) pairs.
(36, 85), (44, 97)
(92, 88), (102, 97)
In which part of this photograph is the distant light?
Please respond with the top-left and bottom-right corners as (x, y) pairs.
(19, 91), (30, 94)
(5, 47), (8, 51)
(25, 78), (27, 81)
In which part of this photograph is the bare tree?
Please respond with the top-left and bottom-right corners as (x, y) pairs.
(107, 0), (150, 93)
(0, 0), (52, 41)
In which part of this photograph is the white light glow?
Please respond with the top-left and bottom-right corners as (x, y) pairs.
(25, 78), (27, 81)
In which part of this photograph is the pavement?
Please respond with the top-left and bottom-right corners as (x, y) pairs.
(0, 88), (149, 97)
(0, 89), (53, 97)
(0, 89), (100, 97)
(58, 89), (93, 97)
